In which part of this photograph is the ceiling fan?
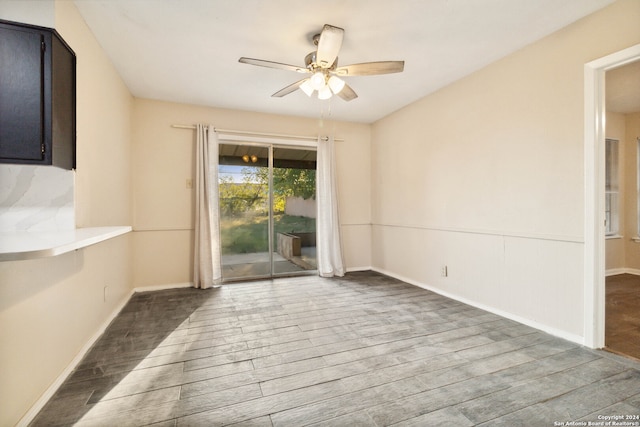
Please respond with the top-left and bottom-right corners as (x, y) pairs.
(239, 24), (404, 101)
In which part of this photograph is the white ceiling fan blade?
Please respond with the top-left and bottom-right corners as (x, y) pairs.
(336, 83), (358, 101)
(335, 61), (405, 76)
(272, 78), (309, 97)
(316, 24), (344, 68)
(239, 57), (309, 73)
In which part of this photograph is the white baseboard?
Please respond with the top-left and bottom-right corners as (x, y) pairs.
(605, 268), (640, 277)
(371, 267), (585, 346)
(17, 288), (135, 427)
(605, 268), (627, 277)
(346, 266), (372, 273)
(134, 282), (193, 293)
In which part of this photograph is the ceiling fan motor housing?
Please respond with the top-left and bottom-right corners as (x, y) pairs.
(305, 51), (338, 71)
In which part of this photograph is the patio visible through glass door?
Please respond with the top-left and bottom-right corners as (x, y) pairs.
(218, 143), (317, 281)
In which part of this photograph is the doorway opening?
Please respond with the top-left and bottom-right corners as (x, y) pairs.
(218, 142), (318, 281)
(602, 59), (640, 360)
(584, 43), (640, 349)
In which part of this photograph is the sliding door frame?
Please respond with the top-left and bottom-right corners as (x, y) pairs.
(218, 135), (318, 282)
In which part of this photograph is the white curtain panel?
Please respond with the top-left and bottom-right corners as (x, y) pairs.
(193, 124), (222, 288)
(316, 136), (345, 277)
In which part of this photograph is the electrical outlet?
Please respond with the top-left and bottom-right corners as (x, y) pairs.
(103, 285), (109, 302)
(441, 265), (448, 277)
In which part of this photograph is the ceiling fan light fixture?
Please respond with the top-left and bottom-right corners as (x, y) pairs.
(300, 80), (314, 97)
(328, 76), (345, 94)
(317, 85), (332, 100)
(310, 71), (326, 91)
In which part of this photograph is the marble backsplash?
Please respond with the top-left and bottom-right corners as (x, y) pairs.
(0, 164), (75, 232)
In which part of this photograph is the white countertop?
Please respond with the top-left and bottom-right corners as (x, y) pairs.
(0, 226), (132, 261)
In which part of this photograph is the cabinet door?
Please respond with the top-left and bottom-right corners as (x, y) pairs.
(0, 25), (45, 162)
(51, 33), (76, 169)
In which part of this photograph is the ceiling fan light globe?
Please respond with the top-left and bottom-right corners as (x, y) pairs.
(328, 76), (345, 94)
(300, 80), (314, 97)
(318, 85), (332, 100)
(310, 71), (326, 91)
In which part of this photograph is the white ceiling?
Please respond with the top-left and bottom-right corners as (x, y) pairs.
(73, 0), (616, 124)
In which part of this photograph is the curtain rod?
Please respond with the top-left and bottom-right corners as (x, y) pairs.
(171, 124), (343, 142)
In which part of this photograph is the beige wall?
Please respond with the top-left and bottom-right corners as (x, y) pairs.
(0, 1), (134, 426)
(371, 0), (640, 342)
(131, 98), (372, 288)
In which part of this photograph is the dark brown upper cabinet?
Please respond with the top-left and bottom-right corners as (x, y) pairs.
(0, 19), (76, 169)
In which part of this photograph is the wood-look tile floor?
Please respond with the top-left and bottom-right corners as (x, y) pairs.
(32, 271), (640, 426)
(606, 274), (640, 360)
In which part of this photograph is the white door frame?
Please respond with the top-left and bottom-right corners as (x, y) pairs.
(583, 43), (640, 348)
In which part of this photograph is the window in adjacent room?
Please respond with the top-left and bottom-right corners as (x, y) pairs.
(605, 138), (619, 236)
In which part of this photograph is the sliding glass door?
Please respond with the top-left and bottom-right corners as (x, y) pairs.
(272, 146), (317, 275)
(218, 142), (317, 281)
